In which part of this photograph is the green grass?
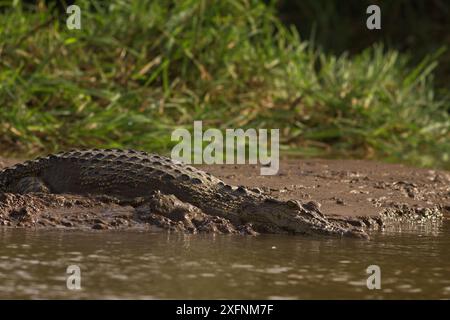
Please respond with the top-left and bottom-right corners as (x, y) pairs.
(0, 0), (449, 169)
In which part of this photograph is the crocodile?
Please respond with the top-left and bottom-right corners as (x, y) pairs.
(0, 149), (368, 238)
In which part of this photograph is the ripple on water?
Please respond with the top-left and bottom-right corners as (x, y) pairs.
(0, 222), (448, 299)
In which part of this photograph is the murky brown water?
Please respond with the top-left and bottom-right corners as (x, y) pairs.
(0, 221), (449, 299)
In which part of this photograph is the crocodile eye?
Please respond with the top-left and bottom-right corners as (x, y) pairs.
(287, 200), (300, 209)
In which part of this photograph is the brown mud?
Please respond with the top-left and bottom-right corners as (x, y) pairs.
(0, 157), (448, 235)
(201, 160), (449, 229)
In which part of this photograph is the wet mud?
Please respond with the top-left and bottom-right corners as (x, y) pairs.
(0, 157), (448, 235)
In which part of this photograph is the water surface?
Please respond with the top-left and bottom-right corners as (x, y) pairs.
(0, 222), (449, 299)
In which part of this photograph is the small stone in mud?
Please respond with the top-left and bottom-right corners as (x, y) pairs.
(331, 197), (345, 205)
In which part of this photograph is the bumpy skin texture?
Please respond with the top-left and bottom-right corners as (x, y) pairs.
(0, 149), (368, 238)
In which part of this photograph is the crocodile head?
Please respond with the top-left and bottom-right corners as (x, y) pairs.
(241, 197), (369, 239)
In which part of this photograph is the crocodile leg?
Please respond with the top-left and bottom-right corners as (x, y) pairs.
(11, 177), (50, 194)
(132, 192), (240, 233)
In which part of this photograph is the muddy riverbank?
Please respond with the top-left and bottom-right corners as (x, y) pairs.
(200, 160), (449, 227)
(0, 157), (448, 234)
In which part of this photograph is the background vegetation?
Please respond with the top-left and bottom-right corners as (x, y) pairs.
(0, 0), (449, 168)
(277, 0), (450, 89)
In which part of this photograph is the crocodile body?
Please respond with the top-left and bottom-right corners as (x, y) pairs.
(0, 149), (368, 238)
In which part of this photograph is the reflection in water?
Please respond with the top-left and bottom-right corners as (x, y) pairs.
(0, 221), (449, 299)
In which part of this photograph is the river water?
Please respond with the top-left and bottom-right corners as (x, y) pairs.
(0, 221), (449, 299)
